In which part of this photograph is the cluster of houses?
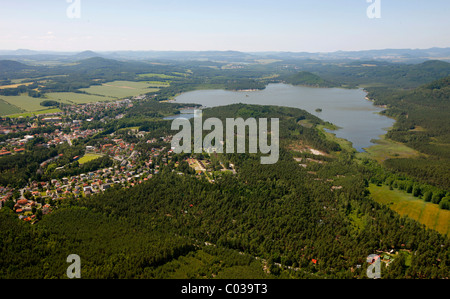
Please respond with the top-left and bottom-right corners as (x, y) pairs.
(0, 126), (102, 155)
(0, 136), (178, 222)
(35, 165), (153, 199)
(63, 99), (133, 119)
(0, 134), (34, 156)
(0, 122), (29, 135)
(0, 186), (14, 206)
(1, 96), (233, 224)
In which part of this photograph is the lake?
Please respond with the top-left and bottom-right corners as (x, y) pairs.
(173, 83), (395, 152)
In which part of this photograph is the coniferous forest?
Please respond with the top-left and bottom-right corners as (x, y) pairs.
(1, 103), (448, 279)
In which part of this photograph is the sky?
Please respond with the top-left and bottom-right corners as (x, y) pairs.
(0, 0), (449, 53)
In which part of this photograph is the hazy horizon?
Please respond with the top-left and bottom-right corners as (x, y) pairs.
(1, 0), (449, 53)
(1, 46), (450, 54)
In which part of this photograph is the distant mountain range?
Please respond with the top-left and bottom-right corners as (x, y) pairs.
(0, 47), (450, 63)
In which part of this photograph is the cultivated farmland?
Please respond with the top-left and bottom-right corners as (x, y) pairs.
(0, 94), (47, 112)
(45, 92), (111, 104)
(369, 184), (450, 237)
(0, 99), (23, 116)
(79, 81), (160, 98)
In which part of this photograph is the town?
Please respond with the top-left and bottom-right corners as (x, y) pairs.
(0, 97), (235, 224)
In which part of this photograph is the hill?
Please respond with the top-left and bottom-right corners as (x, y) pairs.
(0, 60), (34, 75)
(73, 50), (103, 59)
(302, 60), (450, 89)
(283, 71), (337, 88)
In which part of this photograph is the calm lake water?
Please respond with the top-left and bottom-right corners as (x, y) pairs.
(173, 83), (395, 152)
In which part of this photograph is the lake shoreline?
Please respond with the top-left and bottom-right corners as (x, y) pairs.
(172, 83), (395, 152)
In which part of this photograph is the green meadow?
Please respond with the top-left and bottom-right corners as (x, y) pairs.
(45, 92), (111, 104)
(79, 81), (160, 98)
(0, 99), (23, 116)
(0, 94), (47, 112)
(357, 134), (421, 163)
(369, 184), (450, 237)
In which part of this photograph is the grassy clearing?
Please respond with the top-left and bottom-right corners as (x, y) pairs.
(369, 184), (449, 237)
(80, 81), (159, 98)
(356, 134), (421, 163)
(78, 154), (104, 164)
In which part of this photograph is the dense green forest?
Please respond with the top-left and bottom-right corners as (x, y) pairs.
(295, 60), (450, 89)
(282, 71), (337, 88)
(365, 76), (450, 190)
(1, 104), (448, 279)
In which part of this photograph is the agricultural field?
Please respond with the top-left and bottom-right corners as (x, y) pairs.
(0, 99), (23, 116)
(7, 108), (62, 118)
(45, 92), (111, 104)
(369, 184), (450, 237)
(0, 94), (47, 112)
(0, 80), (162, 115)
(139, 81), (170, 87)
(0, 82), (34, 89)
(79, 81), (160, 98)
(137, 73), (178, 79)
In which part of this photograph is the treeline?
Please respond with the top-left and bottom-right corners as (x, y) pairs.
(366, 159), (450, 210)
(0, 82), (40, 96)
(224, 79), (266, 91)
(383, 158), (450, 194)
